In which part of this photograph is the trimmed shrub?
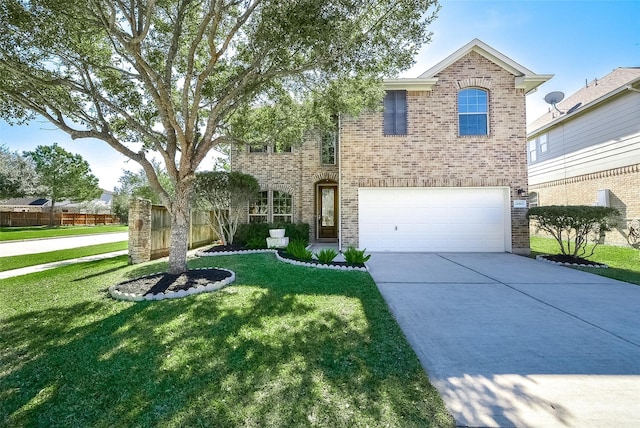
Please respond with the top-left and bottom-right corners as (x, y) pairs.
(315, 248), (338, 264)
(528, 205), (619, 258)
(343, 247), (371, 264)
(235, 222), (310, 247)
(286, 240), (313, 261)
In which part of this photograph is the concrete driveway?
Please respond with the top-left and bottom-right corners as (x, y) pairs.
(367, 252), (640, 428)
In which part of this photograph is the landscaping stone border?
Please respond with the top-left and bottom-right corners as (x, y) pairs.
(195, 248), (369, 272)
(536, 255), (608, 268)
(109, 267), (236, 302)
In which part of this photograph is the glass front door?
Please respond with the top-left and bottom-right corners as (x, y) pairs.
(317, 185), (338, 240)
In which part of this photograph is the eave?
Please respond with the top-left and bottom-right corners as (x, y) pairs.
(383, 78), (439, 91)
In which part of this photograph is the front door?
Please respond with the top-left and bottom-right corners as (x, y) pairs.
(317, 185), (338, 240)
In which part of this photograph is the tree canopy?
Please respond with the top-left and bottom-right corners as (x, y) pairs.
(193, 170), (260, 245)
(0, 0), (439, 273)
(0, 144), (41, 199)
(24, 143), (102, 223)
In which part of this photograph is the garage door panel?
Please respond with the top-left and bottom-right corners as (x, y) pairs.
(358, 187), (509, 252)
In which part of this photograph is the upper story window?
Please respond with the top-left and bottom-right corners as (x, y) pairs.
(527, 140), (537, 163)
(249, 144), (268, 153)
(321, 130), (337, 165)
(274, 142), (292, 153)
(458, 88), (488, 136)
(383, 90), (407, 136)
(538, 134), (548, 153)
(528, 133), (548, 163)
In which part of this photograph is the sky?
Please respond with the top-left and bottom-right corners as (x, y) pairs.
(1, 0), (639, 191)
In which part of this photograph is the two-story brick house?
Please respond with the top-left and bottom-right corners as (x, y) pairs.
(231, 39), (551, 254)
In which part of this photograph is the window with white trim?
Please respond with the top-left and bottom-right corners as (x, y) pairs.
(272, 191), (293, 223)
(528, 140), (537, 163)
(538, 133), (548, 153)
(458, 88), (488, 136)
(248, 191), (268, 223)
(248, 190), (293, 223)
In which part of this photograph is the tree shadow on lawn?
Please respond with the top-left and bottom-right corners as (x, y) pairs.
(1, 253), (453, 427)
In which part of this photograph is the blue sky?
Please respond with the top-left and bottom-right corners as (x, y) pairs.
(1, 0), (639, 190)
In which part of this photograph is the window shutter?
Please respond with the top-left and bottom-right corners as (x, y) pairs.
(384, 90), (407, 135)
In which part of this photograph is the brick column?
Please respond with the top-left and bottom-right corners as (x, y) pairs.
(128, 198), (152, 264)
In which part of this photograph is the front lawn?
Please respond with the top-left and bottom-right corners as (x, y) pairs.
(0, 253), (453, 427)
(0, 225), (128, 242)
(530, 236), (640, 285)
(0, 242), (128, 272)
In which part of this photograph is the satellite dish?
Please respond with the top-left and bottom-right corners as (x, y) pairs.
(544, 91), (565, 115)
(544, 91), (565, 105)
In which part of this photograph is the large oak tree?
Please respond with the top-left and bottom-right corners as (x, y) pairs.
(0, 0), (438, 274)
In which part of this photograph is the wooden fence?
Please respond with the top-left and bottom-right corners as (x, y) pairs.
(150, 205), (216, 260)
(0, 211), (120, 227)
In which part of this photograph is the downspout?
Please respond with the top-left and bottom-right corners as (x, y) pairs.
(338, 113), (342, 252)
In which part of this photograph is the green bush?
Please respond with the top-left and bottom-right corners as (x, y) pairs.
(245, 237), (268, 249)
(343, 247), (371, 264)
(315, 248), (338, 264)
(286, 240), (313, 261)
(528, 205), (619, 258)
(235, 222), (309, 247)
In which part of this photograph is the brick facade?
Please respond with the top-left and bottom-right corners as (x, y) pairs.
(339, 51), (530, 253)
(231, 135), (339, 241)
(530, 164), (640, 248)
(232, 47), (536, 254)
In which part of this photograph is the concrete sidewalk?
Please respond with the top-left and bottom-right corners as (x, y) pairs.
(368, 252), (640, 428)
(0, 232), (128, 257)
(0, 250), (128, 279)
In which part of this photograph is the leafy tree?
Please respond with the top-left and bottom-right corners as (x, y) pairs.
(192, 171), (260, 245)
(24, 143), (102, 225)
(528, 205), (620, 259)
(0, 0), (439, 274)
(0, 144), (41, 199)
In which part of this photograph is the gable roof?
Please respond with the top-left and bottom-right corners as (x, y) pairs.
(528, 67), (640, 135)
(385, 38), (552, 93)
(0, 197), (50, 206)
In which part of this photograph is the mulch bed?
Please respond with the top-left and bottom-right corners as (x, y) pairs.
(113, 269), (232, 296)
(200, 244), (367, 269)
(538, 254), (607, 267)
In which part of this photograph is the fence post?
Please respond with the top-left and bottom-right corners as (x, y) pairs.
(128, 198), (152, 264)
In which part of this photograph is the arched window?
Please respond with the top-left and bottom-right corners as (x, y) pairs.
(458, 88), (488, 136)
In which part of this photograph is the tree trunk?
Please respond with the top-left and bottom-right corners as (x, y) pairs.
(167, 184), (191, 274)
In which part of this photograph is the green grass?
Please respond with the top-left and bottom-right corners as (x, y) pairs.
(531, 236), (640, 285)
(0, 225), (128, 242)
(0, 242), (128, 272)
(0, 253), (453, 427)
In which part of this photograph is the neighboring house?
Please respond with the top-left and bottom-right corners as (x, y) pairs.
(0, 190), (114, 214)
(0, 197), (50, 212)
(232, 39), (552, 254)
(58, 190), (114, 214)
(527, 67), (640, 247)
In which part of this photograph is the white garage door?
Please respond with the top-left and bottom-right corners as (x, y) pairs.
(358, 187), (510, 252)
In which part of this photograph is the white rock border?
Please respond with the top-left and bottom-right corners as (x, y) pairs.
(196, 248), (368, 272)
(536, 255), (608, 268)
(108, 267), (236, 302)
